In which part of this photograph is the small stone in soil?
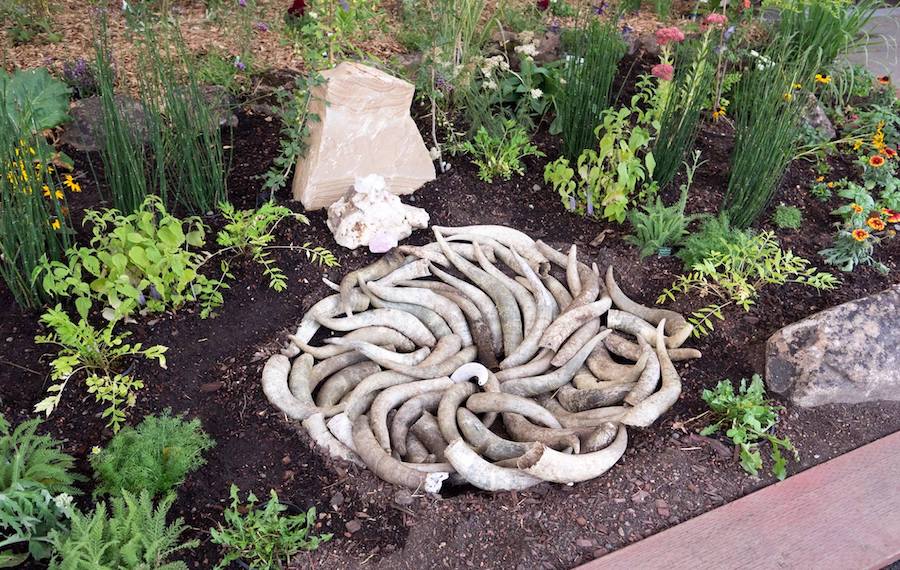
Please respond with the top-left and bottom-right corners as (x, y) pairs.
(575, 538), (593, 549)
(346, 519), (362, 533)
(394, 489), (414, 506)
(330, 491), (344, 508)
(576, 516), (588, 526)
(200, 381), (223, 392)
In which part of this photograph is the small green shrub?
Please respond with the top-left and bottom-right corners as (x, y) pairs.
(34, 306), (168, 432)
(701, 375), (798, 480)
(91, 411), (214, 498)
(676, 212), (742, 270)
(819, 181), (894, 273)
(215, 201), (337, 291)
(458, 120), (544, 183)
(773, 204), (803, 230)
(35, 196), (227, 321)
(627, 151), (704, 258)
(48, 490), (196, 570)
(210, 484), (332, 570)
(660, 231), (839, 336)
(0, 414), (83, 566)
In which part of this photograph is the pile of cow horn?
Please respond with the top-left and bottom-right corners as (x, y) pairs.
(262, 225), (700, 493)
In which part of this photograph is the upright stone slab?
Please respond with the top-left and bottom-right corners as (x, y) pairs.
(765, 285), (900, 407)
(292, 62), (436, 210)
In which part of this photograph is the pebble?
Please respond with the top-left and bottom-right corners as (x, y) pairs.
(593, 548), (608, 558)
(346, 519), (362, 533)
(532, 184), (541, 191)
(394, 489), (414, 506)
(655, 498), (670, 517)
(282, 455), (291, 465)
(575, 538), (593, 549)
(631, 489), (650, 503)
(330, 491), (344, 508)
(199, 381), (223, 392)
(575, 516), (588, 527)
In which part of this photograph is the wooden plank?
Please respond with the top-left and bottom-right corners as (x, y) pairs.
(581, 431), (900, 570)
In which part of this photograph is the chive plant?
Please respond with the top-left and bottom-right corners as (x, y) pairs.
(555, 19), (625, 161)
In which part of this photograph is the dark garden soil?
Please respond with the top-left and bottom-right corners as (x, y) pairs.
(3, 90), (900, 569)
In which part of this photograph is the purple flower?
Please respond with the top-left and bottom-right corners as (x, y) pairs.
(238, 0), (246, 6)
(254, 21), (269, 31)
(593, 1), (606, 15)
(549, 19), (561, 33)
(569, 196), (577, 211)
(586, 194), (594, 215)
(338, 0), (349, 11)
(234, 57), (246, 71)
(621, 24), (633, 37)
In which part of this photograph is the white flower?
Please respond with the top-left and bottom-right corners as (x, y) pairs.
(483, 79), (498, 90)
(515, 43), (539, 58)
(530, 88), (543, 99)
(429, 146), (441, 160)
(53, 493), (74, 516)
(309, 10), (318, 18)
(499, 60), (510, 72)
(559, 78), (567, 85)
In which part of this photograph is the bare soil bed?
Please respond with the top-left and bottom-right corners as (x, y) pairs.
(3, 73), (900, 568)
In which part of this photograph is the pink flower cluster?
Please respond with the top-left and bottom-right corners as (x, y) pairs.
(651, 63), (674, 81)
(655, 26), (685, 46)
(704, 13), (728, 26)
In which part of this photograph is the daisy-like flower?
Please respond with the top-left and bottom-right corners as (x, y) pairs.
(791, 82), (802, 90)
(712, 108), (726, 121)
(883, 147), (897, 159)
(877, 75), (891, 85)
(530, 88), (543, 100)
(814, 73), (831, 84)
(853, 139), (863, 151)
(783, 92), (793, 102)
(851, 203), (864, 214)
(827, 181), (835, 189)
(869, 155), (885, 168)
(815, 176), (824, 182)
(884, 209), (900, 223)
(50, 218), (61, 230)
(852, 228), (870, 241)
(867, 217), (886, 231)
(63, 174), (81, 192)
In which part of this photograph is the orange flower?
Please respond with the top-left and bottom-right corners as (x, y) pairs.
(851, 203), (864, 214)
(877, 75), (891, 85)
(827, 182), (835, 188)
(884, 147), (897, 159)
(884, 209), (900, 223)
(815, 176), (824, 182)
(869, 155), (885, 168)
(852, 229), (869, 242)
(867, 217), (886, 231)
(712, 108), (726, 121)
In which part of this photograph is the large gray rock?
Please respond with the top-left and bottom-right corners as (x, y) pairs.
(60, 95), (149, 152)
(765, 286), (900, 407)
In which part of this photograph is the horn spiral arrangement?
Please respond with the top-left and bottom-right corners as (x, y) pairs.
(262, 225), (699, 492)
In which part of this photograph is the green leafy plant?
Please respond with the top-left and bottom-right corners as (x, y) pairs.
(210, 484), (332, 570)
(35, 196), (227, 321)
(546, 95), (657, 222)
(458, 120), (544, 183)
(91, 411), (214, 498)
(773, 204), (803, 230)
(260, 72), (325, 197)
(660, 231), (839, 336)
(0, 67), (71, 134)
(284, 0), (384, 70)
(0, 414), (83, 566)
(627, 151), (704, 258)
(554, 19), (626, 161)
(48, 490), (196, 570)
(34, 306), (168, 432)
(215, 201), (337, 291)
(0, 0), (60, 45)
(701, 375), (798, 480)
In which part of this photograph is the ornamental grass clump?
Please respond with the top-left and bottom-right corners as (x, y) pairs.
(721, 43), (813, 228)
(555, 19), (626, 161)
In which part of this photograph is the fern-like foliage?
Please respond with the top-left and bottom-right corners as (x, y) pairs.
(49, 490), (197, 570)
(659, 230), (839, 337)
(0, 414), (83, 564)
(90, 411), (214, 498)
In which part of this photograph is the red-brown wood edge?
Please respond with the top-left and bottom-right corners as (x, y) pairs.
(580, 430), (900, 570)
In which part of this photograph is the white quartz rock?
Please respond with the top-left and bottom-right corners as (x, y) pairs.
(326, 175), (429, 252)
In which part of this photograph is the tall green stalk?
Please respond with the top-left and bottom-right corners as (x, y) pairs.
(652, 30), (716, 189)
(0, 120), (70, 309)
(555, 19), (626, 161)
(722, 45), (813, 228)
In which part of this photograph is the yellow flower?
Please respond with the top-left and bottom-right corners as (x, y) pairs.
(853, 139), (863, 151)
(827, 181), (835, 188)
(873, 122), (885, 152)
(815, 176), (824, 182)
(852, 228), (869, 241)
(712, 108), (726, 121)
(851, 203), (863, 214)
(815, 73), (831, 84)
(50, 218), (61, 230)
(91, 446), (102, 455)
(783, 92), (793, 102)
(792, 82), (802, 90)
(63, 174), (81, 193)
(867, 217), (886, 231)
